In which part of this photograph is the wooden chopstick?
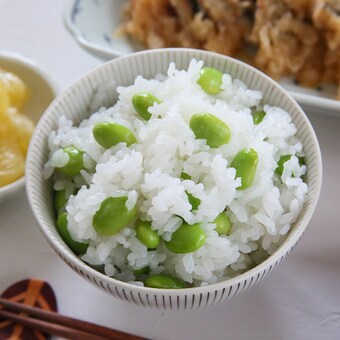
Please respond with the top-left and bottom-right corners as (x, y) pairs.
(0, 297), (146, 340)
(0, 308), (104, 340)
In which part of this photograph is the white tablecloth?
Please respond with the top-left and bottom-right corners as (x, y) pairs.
(1, 1), (340, 339)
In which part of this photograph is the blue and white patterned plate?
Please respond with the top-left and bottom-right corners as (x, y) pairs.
(63, 0), (143, 59)
(64, 0), (340, 116)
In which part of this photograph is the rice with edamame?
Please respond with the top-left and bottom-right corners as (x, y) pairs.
(44, 60), (308, 287)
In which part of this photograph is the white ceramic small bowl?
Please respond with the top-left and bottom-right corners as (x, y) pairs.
(0, 51), (57, 200)
(26, 49), (322, 310)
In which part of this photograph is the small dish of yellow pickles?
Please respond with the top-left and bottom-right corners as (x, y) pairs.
(0, 51), (57, 199)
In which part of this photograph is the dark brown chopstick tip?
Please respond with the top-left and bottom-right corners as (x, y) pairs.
(0, 297), (147, 340)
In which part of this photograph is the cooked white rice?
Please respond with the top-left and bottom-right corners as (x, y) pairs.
(44, 60), (308, 286)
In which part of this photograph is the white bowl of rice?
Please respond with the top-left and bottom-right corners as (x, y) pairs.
(26, 48), (322, 309)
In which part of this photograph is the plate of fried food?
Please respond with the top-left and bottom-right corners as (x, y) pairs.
(64, 0), (340, 116)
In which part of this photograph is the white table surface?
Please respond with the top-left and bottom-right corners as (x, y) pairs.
(1, 1), (340, 339)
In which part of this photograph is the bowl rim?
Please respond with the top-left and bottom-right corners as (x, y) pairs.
(0, 50), (59, 95)
(26, 47), (323, 297)
(0, 50), (58, 197)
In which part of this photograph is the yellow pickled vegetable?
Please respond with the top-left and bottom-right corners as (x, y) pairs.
(0, 70), (28, 108)
(7, 108), (34, 155)
(0, 80), (10, 114)
(0, 138), (25, 187)
(0, 69), (34, 187)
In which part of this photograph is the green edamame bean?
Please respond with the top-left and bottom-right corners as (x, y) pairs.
(54, 190), (68, 214)
(252, 110), (266, 125)
(165, 223), (206, 254)
(92, 196), (137, 236)
(213, 212), (232, 235)
(133, 266), (150, 276)
(231, 147), (258, 190)
(197, 67), (223, 95)
(56, 145), (84, 177)
(53, 188), (77, 215)
(89, 264), (105, 274)
(93, 122), (137, 148)
(275, 155), (291, 176)
(145, 274), (187, 289)
(186, 192), (201, 211)
(299, 157), (305, 166)
(136, 220), (160, 249)
(56, 212), (88, 255)
(298, 157), (306, 178)
(275, 155), (305, 176)
(180, 172), (191, 180)
(132, 92), (162, 120)
(189, 113), (231, 148)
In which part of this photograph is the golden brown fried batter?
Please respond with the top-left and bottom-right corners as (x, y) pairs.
(313, 0), (340, 49)
(251, 0), (340, 94)
(169, 0), (193, 25)
(251, 0), (324, 86)
(324, 49), (340, 99)
(196, 0), (254, 55)
(122, 0), (340, 99)
(122, 0), (178, 48)
(283, 0), (315, 17)
(122, 0), (254, 54)
(312, 0), (340, 97)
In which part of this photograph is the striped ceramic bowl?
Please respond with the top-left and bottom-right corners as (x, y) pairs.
(26, 48), (322, 310)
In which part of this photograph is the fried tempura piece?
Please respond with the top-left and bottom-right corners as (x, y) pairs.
(250, 0), (324, 86)
(196, 0), (254, 55)
(296, 38), (327, 87)
(323, 48), (340, 99)
(122, 0), (178, 48)
(313, 0), (340, 50)
(169, 0), (193, 25)
(311, 0), (340, 96)
(122, 0), (254, 55)
(283, 0), (315, 17)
